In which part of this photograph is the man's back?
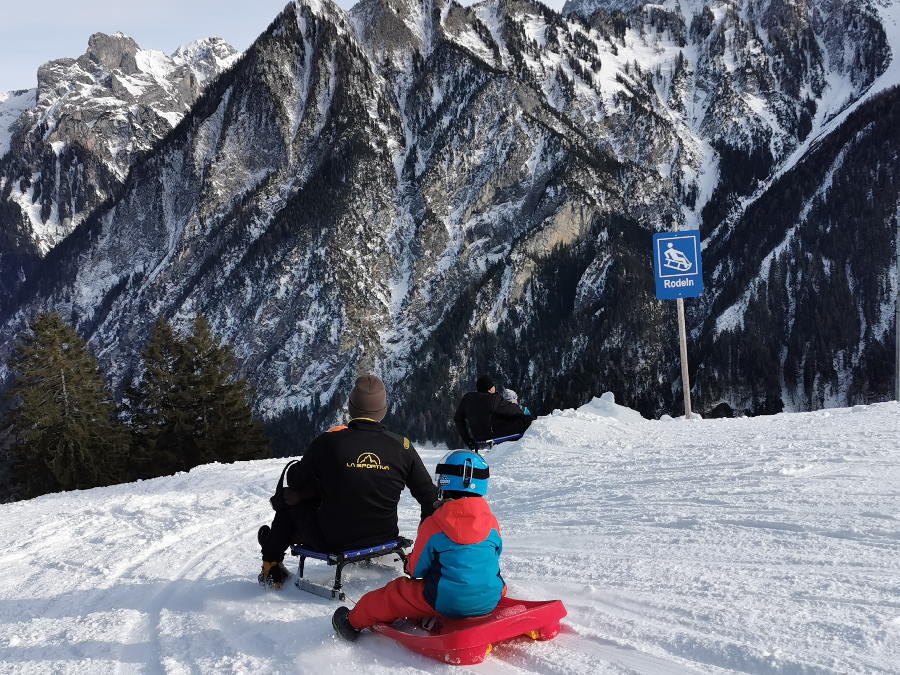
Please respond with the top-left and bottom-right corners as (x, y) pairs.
(258, 374), (436, 589)
(291, 419), (437, 550)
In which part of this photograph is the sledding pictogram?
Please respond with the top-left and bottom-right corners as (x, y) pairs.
(663, 242), (693, 272)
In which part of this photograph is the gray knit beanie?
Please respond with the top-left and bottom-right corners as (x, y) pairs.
(348, 375), (388, 422)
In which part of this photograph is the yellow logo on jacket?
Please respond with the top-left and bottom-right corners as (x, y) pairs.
(346, 452), (391, 470)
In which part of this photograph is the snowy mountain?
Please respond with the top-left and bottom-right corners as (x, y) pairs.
(0, 0), (898, 446)
(0, 398), (897, 672)
(0, 33), (238, 311)
(556, 0), (900, 412)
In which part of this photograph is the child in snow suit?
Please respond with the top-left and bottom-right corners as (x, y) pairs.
(332, 450), (504, 640)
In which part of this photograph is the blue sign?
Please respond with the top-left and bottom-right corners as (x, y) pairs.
(652, 230), (704, 300)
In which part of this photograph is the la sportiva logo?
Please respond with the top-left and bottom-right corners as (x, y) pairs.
(346, 452), (391, 471)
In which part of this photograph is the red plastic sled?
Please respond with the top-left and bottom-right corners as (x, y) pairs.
(372, 597), (567, 666)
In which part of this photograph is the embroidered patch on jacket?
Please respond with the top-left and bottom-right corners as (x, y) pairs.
(346, 452), (391, 471)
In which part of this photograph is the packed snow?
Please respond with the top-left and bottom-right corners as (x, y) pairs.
(0, 395), (897, 673)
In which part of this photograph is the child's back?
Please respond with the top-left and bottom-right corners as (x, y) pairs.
(410, 494), (504, 618)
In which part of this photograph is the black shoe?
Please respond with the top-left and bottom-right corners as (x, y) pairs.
(332, 606), (361, 642)
(257, 525), (271, 547)
(258, 560), (290, 589)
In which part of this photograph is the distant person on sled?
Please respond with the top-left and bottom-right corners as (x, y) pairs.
(258, 375), (439, 589)
(453, 375), (534, 449)
(332, 450), (505, 640)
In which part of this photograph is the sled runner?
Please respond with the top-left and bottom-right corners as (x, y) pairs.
(474, 433), (523, 452)
(372, 596), (566, 665)
(290, 538), (412, 601)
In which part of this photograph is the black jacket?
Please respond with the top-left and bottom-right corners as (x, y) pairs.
(285, 419), (438, 551)
(453, 392), (533, 446)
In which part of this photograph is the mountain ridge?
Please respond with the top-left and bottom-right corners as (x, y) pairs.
(0, 31), (239, 313)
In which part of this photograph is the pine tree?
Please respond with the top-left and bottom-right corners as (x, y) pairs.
(125, 314), (270, 476)
(180, 315), (270, 467)
(124, 317), (187, 477)
(2, 312), (128, 499)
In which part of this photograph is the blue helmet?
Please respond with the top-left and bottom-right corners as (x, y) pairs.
(435, 450), (490, 496)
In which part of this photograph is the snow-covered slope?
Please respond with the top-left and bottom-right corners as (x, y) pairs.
(0, 397), (896, 673)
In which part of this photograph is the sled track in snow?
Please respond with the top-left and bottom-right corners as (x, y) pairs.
(483, 631), (704, 675)
(103, 484), (271, 675)
(111, 521), (261, 675)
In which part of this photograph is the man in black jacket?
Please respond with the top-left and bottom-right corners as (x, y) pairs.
(453, 375), (534, 449)
(259, 375), (438, 588)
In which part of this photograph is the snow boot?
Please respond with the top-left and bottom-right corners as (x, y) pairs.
(258, 560), (290, 589)
(332, 606), (361, 642)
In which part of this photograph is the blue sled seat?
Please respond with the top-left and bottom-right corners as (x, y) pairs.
(290, 537), (412, 601)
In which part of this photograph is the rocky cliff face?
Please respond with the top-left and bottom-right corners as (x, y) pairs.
(1, 0), (897, 448)
(562, 0), (899, 414)
(0, 33), (238, 310)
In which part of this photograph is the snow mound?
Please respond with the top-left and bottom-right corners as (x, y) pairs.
(501, 391), (647, 456)
(576, 391), (647, 424)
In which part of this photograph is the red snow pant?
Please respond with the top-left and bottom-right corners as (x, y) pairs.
(348, 577), (435, 630)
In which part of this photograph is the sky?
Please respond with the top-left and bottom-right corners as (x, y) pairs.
(0, 0), (567, 92)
